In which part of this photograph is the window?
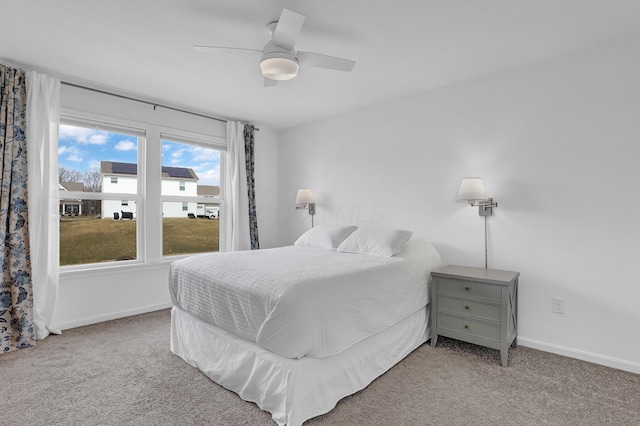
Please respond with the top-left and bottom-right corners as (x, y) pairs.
(161, 135), (222, 257)
(58, 115), (225, 269)
(58, 120), (142, 267)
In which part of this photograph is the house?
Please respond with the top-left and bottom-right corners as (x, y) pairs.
(58, 182), (84, 216)
(2, 2), (639, 377)
(100, 161), (201, 219)
(196, 185), (221, 218)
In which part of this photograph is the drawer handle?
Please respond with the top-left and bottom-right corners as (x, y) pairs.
(464, 286), (470, 291)
(464, 324), (469, 330)
(464, 305), (470, 310)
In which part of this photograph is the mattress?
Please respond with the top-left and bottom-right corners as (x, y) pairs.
(169, 239), (441, 359)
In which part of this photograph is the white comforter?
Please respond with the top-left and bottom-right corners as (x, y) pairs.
(168, 239), (441, 359)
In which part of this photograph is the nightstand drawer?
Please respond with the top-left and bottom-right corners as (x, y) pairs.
(437, 295), (500, 321)
(436, 313), (500, 341)
(436, 277), (502, 301)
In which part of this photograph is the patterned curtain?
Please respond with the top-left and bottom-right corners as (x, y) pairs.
(243, 124), (259, 250)
(0, 64), (34, 353)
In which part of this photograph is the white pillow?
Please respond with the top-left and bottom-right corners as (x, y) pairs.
(294, 225), (358, 250)
(336, 227), (413, 257)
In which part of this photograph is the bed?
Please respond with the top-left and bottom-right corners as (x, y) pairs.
(169, 226), (441, 426)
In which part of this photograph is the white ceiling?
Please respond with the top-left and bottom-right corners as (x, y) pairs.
(3, 0), (640, 129)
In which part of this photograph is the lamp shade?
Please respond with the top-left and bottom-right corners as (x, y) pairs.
(456, 178), (487, 201)
(295, 189), (315, 205)
(260, 55), (299, 81)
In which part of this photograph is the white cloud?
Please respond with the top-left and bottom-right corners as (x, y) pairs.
(115, 140), (136, 151)
(66, 153), (83, 163)
(59, 124), (109, 145)
(58, 145), (83, 163)
(197, 165), (220, 186)
(190, 146), (220, 162)
(88, 160), (102, 171)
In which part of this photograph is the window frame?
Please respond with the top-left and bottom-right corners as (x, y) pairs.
(58, 114), (145, 271)
(159, 130), (225, 259)
(57, 112), (226, 272)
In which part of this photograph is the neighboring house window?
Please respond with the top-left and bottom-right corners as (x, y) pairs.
(161, 135), (222, 257)
(58, 119), (142, 267)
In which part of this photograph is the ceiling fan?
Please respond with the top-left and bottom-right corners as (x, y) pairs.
(194, 8), (356, 87)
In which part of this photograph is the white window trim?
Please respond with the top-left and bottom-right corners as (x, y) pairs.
(58, 111), (226, 273)
(159, 131), (225, 260)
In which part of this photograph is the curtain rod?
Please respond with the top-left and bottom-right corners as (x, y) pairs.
(61, 81), (259, 131)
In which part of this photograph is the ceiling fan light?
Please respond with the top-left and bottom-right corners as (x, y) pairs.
(260, 57), (299, 80)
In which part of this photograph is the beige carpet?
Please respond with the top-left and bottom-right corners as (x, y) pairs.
(1, 309), (638, 425)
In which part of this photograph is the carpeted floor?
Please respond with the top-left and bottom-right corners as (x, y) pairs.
(1, 309), (638, 425)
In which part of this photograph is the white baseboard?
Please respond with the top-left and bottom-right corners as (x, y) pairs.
(54, 302), (173, 331)
(53, 311), (640, 375)
(518, 337), (640, 375)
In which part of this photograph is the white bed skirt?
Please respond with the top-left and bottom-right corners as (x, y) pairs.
(170, 305), (430, 426)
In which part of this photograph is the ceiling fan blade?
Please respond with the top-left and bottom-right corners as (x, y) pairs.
(272, 8), (305, 50)
(193, 45), (262, 55)
(297, 51), (356, 72)
(263, 77), (279, 88)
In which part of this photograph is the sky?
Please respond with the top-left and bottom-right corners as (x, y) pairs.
(58, 124), (221, 186)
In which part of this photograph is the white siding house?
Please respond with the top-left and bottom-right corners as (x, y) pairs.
(196, 185), (221, 218)
(101, 161), (200, 219)
(59, 182), (84, 216)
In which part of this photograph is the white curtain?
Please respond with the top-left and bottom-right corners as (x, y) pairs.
(220, 121), (250, 251)
(26, 71), (61, 339)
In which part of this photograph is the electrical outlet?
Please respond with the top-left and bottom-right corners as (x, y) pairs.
(552, 297), (565, 314)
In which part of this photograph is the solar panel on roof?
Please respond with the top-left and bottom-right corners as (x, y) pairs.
(162, 166), (193, 178)
(108, 162), (195, 179)
(111, 162), (138, 175)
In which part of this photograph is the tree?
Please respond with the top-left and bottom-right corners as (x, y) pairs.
(59, 167), (82, 183)
(83, 169), (102, 192)
(59, 167), (103, 217)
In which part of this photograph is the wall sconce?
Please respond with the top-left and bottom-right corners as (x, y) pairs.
(295, 188), (316, 227)
(456, 177), (498, 216)
(456, 177), (498, 268)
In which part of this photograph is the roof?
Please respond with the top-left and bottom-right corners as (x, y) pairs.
(197, 185), (220, 197)
(59, 182), (84, 192)
(101, 161), (198, 180)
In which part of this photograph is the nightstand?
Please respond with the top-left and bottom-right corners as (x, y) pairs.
(430, 265), (519, 367)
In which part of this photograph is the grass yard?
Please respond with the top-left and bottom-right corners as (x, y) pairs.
(59, 217), (219, 266)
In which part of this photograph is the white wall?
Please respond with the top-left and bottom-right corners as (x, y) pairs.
(53, 85), (279, 329)
(277, 36), (640, 374)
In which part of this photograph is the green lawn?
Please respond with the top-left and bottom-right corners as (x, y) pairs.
(59, 217), (219, 266)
